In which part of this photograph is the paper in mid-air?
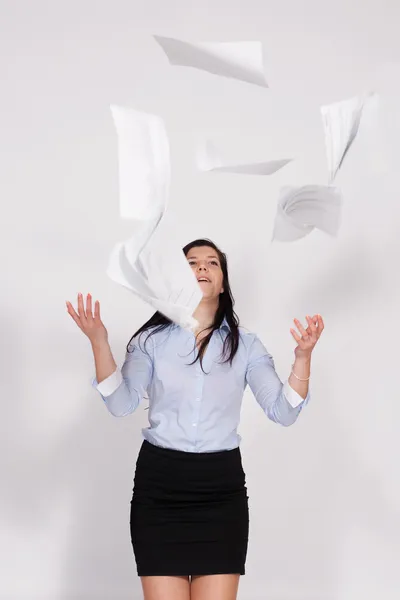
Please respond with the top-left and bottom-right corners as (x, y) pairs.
(108, 105), (202, 330)
(321, 92), (374, 182)
(197, 139), (292, 175)
(110, 104), (170, 220)
(272, 185), (343, 242)
(154, 36), (268, 88)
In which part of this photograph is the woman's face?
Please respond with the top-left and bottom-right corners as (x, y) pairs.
(186, 246), (224, 300)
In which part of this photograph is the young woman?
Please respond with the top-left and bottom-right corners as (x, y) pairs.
(66, 238), (324, 600)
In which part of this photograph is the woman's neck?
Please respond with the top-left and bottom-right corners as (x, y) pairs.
(192, 300), (218, 333)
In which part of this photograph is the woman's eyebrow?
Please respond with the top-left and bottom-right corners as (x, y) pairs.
(188, 255), (219, 260)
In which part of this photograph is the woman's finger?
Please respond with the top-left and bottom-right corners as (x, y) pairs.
(66, 301), (83, 331)
(86, 293), (93, 320)
(306, 315), (317, 337)
(66, 300), (80, 320)
(94, 299), (101, 320)
(316, 314), (324, 337)
(290, 328), (301, 343)
(77, 293), (87, 323)
(294, 318), (308, 339)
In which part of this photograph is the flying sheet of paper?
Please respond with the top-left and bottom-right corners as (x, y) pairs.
(154, 36), (268, 88)
(110, 104), (170, 220)
(272, 185), (343, 242)
(107, 105), (202, 330)
(197, 139), (292, 175)
(321, 92), (374, 183)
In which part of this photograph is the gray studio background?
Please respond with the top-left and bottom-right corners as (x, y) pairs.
(1, 1), (400, 599)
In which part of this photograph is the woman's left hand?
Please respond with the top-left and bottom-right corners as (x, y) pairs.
(290, 314), (324, 358)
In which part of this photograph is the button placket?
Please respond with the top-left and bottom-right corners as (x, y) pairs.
(191, 363), (204, 438)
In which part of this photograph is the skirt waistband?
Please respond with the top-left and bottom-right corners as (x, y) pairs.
(134, 439), (246, 498)
(140, 439), (240, 462)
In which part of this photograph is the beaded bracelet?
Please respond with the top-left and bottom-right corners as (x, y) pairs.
(291, 364), (310, 382)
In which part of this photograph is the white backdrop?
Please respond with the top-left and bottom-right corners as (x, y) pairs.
(1, 1), (400, 599)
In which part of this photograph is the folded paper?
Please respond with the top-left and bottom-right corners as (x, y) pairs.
(197, 139), (292, 175)
(154, 36), (268, 88)
(272, 185), (343, 242)
(321, 93), (374, 182)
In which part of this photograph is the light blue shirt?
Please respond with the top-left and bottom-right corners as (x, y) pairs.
(93, 320), (310, 452)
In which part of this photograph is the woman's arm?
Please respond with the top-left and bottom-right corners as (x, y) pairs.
(66, 293), (152, 417)
(246, 336), (309, 427)
(246, 316), (323, 426)
(92, 336), (153, 417)
(91, 339), (118, 384)
(288, 314), (324, 399)
(288, 354), (311, 400)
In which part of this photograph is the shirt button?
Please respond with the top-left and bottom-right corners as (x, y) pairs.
(192, 423), (197, 427)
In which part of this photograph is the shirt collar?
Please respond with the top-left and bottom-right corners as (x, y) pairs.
(220, 316), (230, 331)
(173, 316), (230, 331)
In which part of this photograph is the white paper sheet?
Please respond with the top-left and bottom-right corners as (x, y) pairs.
(107, 105), (203, 330)
(154, 36), (268, 88)
(110, 104), (170, 220)
(321, 92), (374, 182)
(197, 139), (292, 175)
(272, 185), (343, 242)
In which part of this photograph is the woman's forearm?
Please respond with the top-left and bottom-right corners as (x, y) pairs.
(91, 340), (118, 384)
(288, 355), (311, 400)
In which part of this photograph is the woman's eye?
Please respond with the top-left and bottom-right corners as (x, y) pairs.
(188, 261), (196, 266)
(210, 261), (219, 266)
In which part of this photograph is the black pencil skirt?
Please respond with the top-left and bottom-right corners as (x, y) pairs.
(130, 439), (249, 577)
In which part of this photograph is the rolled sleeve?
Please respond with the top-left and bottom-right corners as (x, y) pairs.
(283, 379), (310, 408)
(92, 334), (153, 417)
(92, 368), (123, 397)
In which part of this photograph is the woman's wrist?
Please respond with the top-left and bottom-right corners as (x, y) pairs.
(293, 353), (312, 366)
(291, 354), (311, 382)
(90, 337), (110, 351)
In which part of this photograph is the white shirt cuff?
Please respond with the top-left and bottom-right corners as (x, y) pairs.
(92, 368), (123, 397)
(283, 379), (308, 408)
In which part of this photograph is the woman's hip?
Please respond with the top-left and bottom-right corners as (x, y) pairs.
(132, 439), (247, 501)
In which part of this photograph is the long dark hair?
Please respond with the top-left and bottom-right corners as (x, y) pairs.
(126, 238), (240, 368)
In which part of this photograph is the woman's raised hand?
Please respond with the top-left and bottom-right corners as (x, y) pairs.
(66, 293), (108, 346)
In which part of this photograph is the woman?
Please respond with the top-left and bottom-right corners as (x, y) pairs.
(66, 238), (324, 600)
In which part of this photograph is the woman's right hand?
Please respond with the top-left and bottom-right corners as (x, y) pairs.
(66, 293), (108, 346)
